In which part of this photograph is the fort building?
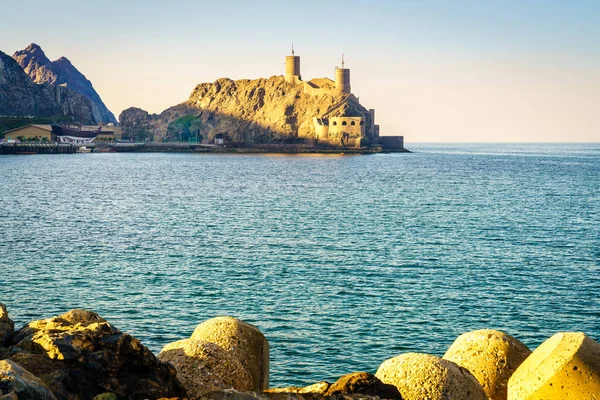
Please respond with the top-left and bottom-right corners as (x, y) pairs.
(335, 55), (351, 94)
(282, 47), (400, 148)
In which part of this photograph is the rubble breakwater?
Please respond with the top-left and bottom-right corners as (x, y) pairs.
(1, 303), (599, 400)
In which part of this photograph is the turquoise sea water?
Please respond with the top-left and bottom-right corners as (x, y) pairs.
(0, 143), (599, 386)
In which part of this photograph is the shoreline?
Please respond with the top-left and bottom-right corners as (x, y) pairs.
(1, 306), (598, 399)
(0, 141), (411, 155)
(95, 142), (411, 155)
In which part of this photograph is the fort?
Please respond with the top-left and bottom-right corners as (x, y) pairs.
(282, 46), (399, 150)
(116, 47), (407, 152)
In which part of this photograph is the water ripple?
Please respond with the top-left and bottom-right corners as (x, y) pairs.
(0, 144), (599, 386)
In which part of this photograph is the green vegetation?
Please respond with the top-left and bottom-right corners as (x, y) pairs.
(167, 115), (203, 142)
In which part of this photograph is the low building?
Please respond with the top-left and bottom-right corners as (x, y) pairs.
(2, 124), (55, 142)
(214, 133), (227, 145)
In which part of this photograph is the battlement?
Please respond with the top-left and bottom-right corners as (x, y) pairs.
(283, 48), (385, 147)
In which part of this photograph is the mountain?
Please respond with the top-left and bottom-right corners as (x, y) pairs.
(0, 50), (98, 123)
(120, 76), (375, 145)
(12, 43), (116, 123)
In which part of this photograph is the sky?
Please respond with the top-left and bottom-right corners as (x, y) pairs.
(1, 0), (599, 142)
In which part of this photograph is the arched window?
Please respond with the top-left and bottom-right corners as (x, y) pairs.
(342, 121), (347, 126)
(332, 121), (337, 126)
(351, 121), (356, 126)
(360, 121), (365, 126)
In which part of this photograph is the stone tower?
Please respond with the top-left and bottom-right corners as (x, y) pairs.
(285, 44), (301, 83)
(335, 54), (351, 94)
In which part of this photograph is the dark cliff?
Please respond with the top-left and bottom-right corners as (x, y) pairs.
(0, 51), (97, 124)
(12, 43), (116, 123)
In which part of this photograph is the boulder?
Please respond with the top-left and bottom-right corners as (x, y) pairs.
(267, 373), (402, 399)
(264, 381), (330, 395)
(191, 317), (269, 391)
(443, 329), (531, 400)
(375, 353), (486, 400)
(198, 389), (398, 399)
(6, 309), (184, 400)
(91, 394), (117, 400)
(508, 332), (600, 399)
(0, 303), (14, 347)
(325, 372), (402, 399)
(0, 359), (57, 400)
(158, 339), (253, 397)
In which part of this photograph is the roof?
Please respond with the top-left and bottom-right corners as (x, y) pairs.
(308, 77), (335, 89)
(2, 124), (53, 134)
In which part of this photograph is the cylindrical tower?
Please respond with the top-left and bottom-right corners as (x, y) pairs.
(335, 67), (351, 94)
(285, 56), (301, 83)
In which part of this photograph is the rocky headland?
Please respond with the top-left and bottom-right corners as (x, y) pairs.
(119, 76), (376, 147)
(1, 303), (599, 400)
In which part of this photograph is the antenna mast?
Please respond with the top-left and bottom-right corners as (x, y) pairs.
(341, 53), (345, 69)
(292, 43), (295, 56)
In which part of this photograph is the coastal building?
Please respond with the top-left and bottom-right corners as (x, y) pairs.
(214, 133), (227, 145)
(2, 124), (55, 142)
(283, 47), (398, 148)
(2, 123), (121, 143)
(96, 124), (123, 142)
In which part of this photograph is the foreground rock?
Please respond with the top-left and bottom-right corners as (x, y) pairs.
(508, 332), (600, 399)
(443, 329), (531, 400)
(158, 339), (254, 397)
(0, 303), (13, 347)
(5, 309), (184, 400)
(375, 353), (486, 400)
(325, 372), (402, 398)
(191, 317), (269, 391)
(266, 372), (402, 399)
(195, 389), (399, 400)
(265, 382), (331, 395)
(0, 359), (56, 400)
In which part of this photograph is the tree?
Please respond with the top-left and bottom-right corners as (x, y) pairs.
(189, 118), (203, 142)
(167, 115), (202, 142)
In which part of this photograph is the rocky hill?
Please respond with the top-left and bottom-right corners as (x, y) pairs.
(0, 51), (97, 124)
(120, 76), (375, 145)
(12, 43), (116, 123)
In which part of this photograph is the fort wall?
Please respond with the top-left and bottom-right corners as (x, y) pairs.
(285, 56), (301, 83)
(329, 117), (365, 137)
(378, 135), (403, 149)
(335, 68), (351, 94)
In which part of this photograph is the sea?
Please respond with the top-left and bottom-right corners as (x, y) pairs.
(0, 143), (599, 387)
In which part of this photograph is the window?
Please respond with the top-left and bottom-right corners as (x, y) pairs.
(351, 121), (356, 126)
(342, 121), (347, 126)
(333, 121), (337, 126)
(360, 121), (365, 126)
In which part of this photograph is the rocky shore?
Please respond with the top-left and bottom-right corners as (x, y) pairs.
(1, 303), (599, 400)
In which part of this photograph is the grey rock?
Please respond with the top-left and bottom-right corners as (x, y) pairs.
(12, 44), (116, 123)
(0, 303), (13, 346)
(0, 359), (57, 400)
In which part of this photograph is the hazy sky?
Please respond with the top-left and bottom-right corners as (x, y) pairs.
(2, 1), (599, 142)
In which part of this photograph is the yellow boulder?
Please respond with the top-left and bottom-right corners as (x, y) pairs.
(158, 339), (253, 397)
(191, 316), (269, 391)
(508, 332), (600, 399)
(443, 329), (531, 400)
(375, 353), (487, 400)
